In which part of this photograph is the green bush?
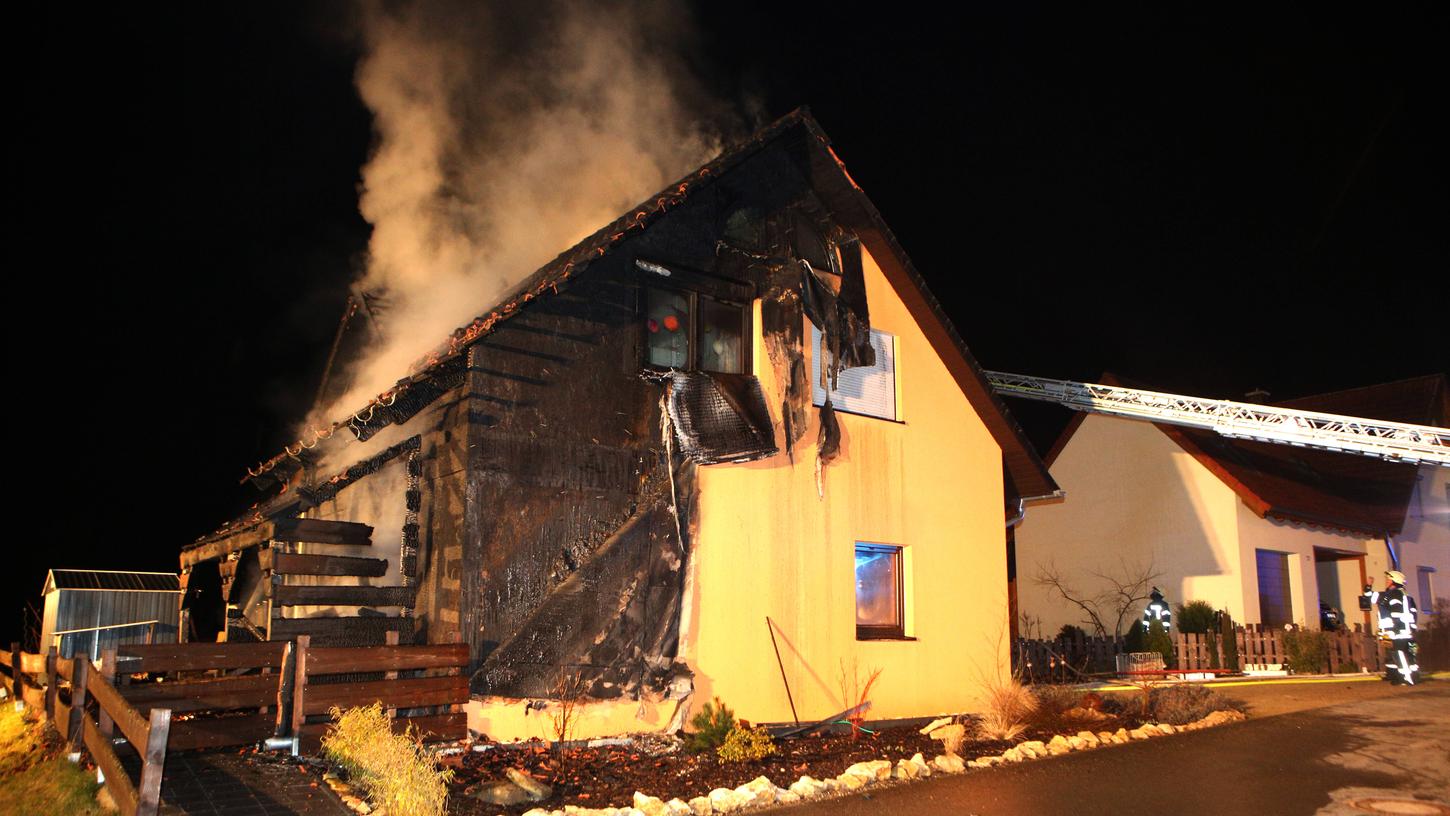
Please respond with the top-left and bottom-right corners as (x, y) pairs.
(685, 697), (736, 753)
(1135, 619), (1174, 668)
(1338, 659), (1360, 674)
(321, 704), (452, 816)
(716, 725), (777, 763)
(1175, 601), (1217, 634)
(1282, 629), (1330, 675)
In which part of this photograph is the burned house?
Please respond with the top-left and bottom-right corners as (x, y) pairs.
(179, 110), (1057, 739)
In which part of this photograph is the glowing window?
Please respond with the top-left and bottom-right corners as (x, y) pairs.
(643, 286), (745, 373)
(855, 543), (904, 640)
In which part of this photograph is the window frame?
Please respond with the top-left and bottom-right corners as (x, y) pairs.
(641, 282), (751, 374)
(811, 326), (900, 422)
(854, 542), (908, 641)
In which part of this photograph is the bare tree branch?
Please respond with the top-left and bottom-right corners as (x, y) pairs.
(1034, 558), (1163, 638)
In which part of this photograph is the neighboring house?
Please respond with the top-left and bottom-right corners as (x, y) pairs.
(41, 570), (182, 660)
(1015, 374), (1449, 637)
(177, 110), (1057, 740)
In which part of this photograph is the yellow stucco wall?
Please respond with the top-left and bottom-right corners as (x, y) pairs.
(681, 245), (1008, 725)
(1013, 413), (1450, 634)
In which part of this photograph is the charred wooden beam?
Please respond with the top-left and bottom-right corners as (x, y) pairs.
(306, 643), (468, 675)
(272, 585), (415, 608)
(120, 642), (288, 673)
(120, 674), (280, 713)
(302, 675), (467, 716)
(262, 551), (389, 578)
(271, 518), (373, 546)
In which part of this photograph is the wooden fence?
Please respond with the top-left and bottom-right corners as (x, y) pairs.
(2, 642), (170, 816)
(1015, 623), (1385, 679)
(0, 637), (471, 814)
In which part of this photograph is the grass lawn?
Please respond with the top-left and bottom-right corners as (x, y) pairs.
(0, 702), (107, 815)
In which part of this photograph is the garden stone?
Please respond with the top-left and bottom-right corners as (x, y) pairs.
(1142, 724), (1165, 737)
(1048, 734), (1072, 750)
(1067, 736), (1090, 750)
(522, 810), (552, 816)
(1114, 728), (1130, 741)
(709, 787), (746, 813)
(929, 723), (967, 756)
(919, 716), (953, 734)
(633, 793), (667, 816)
(475, 779), (532, 806)
(508, 768), (554, 801)
(1076, 731), (1100, 747)
(933, 754), (966, 774)
(1017, 740), (1046, 758)
(778, 792), (801, 804)
(687, 796), (712, 815)
(1129, 727), (1150, 740)
(790, 776), (824, 798)
(894, 758), (920, 779)
(975, 756), (1002, 767)
(1159, 723), (1176, 735)
(740, 776), (777, 804)
(664, 800), (692, 816)
(999, 747), (1024, 763)
(1097, 731), (1114, 742)
(836, 773), (868, 791)
(845, 760), (892, 781)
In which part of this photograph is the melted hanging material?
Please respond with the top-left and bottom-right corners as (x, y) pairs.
(800, 236), (875, 390)
(666, 372), (778, 465)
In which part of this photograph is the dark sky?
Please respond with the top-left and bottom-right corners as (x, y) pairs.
(12, 5), (1443, 645)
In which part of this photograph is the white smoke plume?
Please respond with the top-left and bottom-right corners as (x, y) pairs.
(318, 0), (724, 424)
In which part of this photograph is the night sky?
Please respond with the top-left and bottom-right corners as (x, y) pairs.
(12, 5), (1443, 645)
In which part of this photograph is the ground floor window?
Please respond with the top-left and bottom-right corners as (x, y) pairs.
(1418, 567), (1437, 614)
(855, 542), (905, 639)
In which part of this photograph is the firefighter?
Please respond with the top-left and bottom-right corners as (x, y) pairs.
(1142, 587), (1173, 633)
(1363, 570), (1419, 685)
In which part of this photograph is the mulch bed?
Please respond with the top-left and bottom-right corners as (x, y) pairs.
(445, 726), (1014, 815)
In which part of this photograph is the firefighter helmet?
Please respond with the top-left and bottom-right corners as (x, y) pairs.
(1385, 570), (1406, 586)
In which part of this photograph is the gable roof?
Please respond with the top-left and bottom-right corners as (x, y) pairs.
(44, 570), (181, 594)
(245, 108), (1056, 502)
(1050, 373), (1448, 536)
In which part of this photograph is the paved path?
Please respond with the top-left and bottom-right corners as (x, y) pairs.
(776, 684), (1450, 816)
(124, 750), (350, 816)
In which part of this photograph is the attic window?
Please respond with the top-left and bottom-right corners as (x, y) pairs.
(644, 285), (746, 374)
(812, 327), (897, 420)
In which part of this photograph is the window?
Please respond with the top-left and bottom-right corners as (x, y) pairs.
(1255, 549), (1293, 627)
(855, 543), (905, 639)
(1418, 567), (1436, 615)
(643, 285), (746, 373)
(811, 326), (897, 420)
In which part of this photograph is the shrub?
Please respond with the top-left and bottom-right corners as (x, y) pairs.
(975, 677), (1037, 742)
(1419, 599), (1450, 672)
(716, 725), (777, 763)
(1128, 619), (1175, 668)
(1282, 629), (1330, 675)
(1338, 659), (1360, 674)
(1146, 684), (1244, 725)
(1056, 624), (1087, 641)
(685, 697), (735, 753)
(321, 704), (452, 816)
(1175, 601), (1217, 634)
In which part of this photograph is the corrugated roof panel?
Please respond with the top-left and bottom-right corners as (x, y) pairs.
(45, 570), (180, 593)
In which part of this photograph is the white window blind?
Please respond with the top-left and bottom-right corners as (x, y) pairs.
(811, 326), (896, 420)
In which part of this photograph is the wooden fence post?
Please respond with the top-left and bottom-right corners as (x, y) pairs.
(68, 658), (89, 751)
(384, 631), (399, 721)
(44, 648), (58, 721)
(10, 642), (24, 708)
(98, 649), (116, 738)
(289, 636), (309, 740)
(136, 708), (172, 816)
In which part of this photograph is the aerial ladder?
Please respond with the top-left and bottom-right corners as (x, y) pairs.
(984, 371), (1450, 467)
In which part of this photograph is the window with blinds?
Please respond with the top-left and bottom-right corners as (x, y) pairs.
(811, 326), (897, 420)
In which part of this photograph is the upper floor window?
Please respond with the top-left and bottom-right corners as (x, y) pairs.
(812, 327), (897, 420)
(644, 285), (747, 373)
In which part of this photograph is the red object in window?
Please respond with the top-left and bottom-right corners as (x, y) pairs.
(663, 314), (681, 331)
(647, 318), (659, 333)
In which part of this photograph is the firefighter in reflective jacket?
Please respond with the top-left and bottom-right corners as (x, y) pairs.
(1142, 587), (1172, 633)
(1363, 570), (1419, 685)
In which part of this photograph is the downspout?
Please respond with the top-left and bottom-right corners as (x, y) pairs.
(1383, 534), (1400, 571)
(1006, 499), (1027, 529)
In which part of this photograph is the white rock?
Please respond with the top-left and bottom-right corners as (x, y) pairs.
(1159, 723), (1176, 735)
(737, 776), (776, 805)
(975, 755), (1002, 767)
(844, 760), (892, 781)
(663, 799), (693, 816)
(1075, 731), (1100, 747)
(687, 796), (712, 816)
(778, 792), (801, 804)
(789, 776), (823, 798)
(1067, 736), (1089, 751)
(836, 773), (867, 790)
(522, 810), (552, 816)
(894, 759), (919, 779)
(1129, 728), (1150, 740)
(933, 754), (966, 773)
(919, 716), (954, 735)
(709, 787), (745, 813)
(633, 793), (667, 816)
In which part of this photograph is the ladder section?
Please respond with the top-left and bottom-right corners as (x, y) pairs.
(984, 371), (1450, 466)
